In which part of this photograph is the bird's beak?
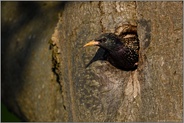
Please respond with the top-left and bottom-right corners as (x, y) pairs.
(83, 40), (99, 47)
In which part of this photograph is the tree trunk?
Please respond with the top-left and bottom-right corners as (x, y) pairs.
(2, 1), (182, 122)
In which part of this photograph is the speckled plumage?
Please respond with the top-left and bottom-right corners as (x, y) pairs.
(84, 24), (139, 71)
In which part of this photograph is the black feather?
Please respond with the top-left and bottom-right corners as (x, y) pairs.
(85, 48), (108, 68)
(84, 24), (139, 71)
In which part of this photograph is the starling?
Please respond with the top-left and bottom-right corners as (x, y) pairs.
(84, 24), (139, 71)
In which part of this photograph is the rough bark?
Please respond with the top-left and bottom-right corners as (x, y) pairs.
(137, 2), (182, 121)
(2, 1), (182, 122)
(2, 2), (66, 121)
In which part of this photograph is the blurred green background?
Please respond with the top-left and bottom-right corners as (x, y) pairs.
(1, 103), (21, 122)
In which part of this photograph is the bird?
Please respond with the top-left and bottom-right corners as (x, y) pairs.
(83, 24), (139, 71)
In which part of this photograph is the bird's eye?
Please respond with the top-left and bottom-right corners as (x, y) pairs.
(101, 38), (107, 42)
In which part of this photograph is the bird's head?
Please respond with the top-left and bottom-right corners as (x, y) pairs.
(83, 33), (122, 51)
